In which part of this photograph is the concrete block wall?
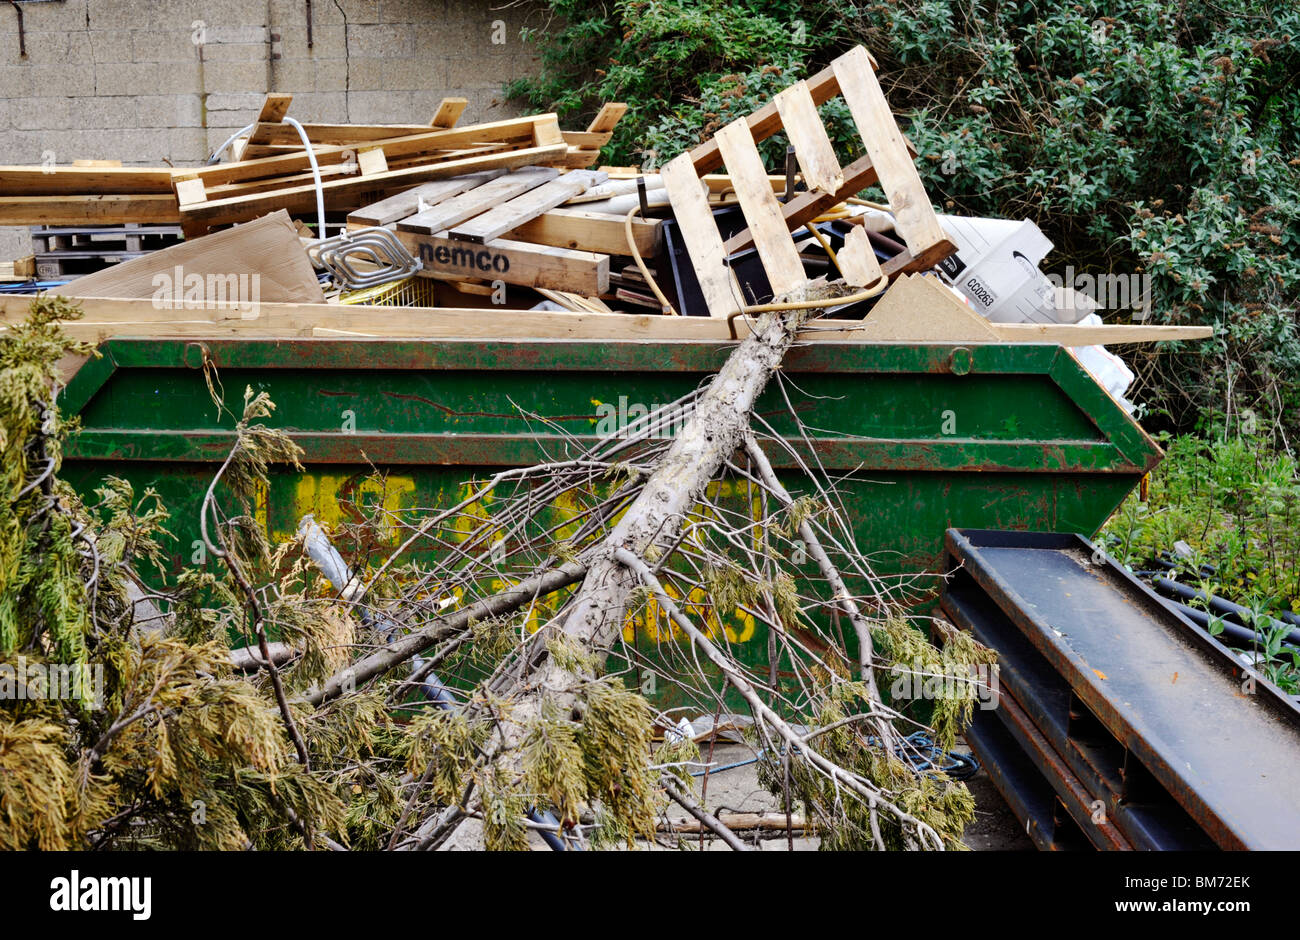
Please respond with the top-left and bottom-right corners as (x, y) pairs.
(0, 0), (547, 258)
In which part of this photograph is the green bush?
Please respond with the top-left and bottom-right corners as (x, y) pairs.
(508, 0), (1300, 440)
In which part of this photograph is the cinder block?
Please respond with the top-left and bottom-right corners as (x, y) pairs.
(201, 41), (272, 63)
(134, 29), (205, 63)
(17, 0), (90, 32)
(0, 227), (33, 262)
(0, 30), (73, 67)
(274, 91), (348, 123)
(270, 60), (317, 94)
(169, 127), (211, 165)
(346, 89), (415, 124)
(346, 23), (414, 57)
(446, 56), (509, 90)
(275, 25), (348, 59)
(334, 1), (385, 24)
(97, 61), (203, 96)
(381, 0), (445, 23)
(11, 97), (72, 132)
(0, 66), (35, 99)
(345, 58), (386, 91)
(31, 62), (98, 98)
(90, 29), (137, 64)
(208, 25), (271, 45)
(72, 96), (141, 131)
(136, 95), (205, 128)
(380, 57), (438, 92)
(200, 60), (271, 93)
(88, 0), (163, 30)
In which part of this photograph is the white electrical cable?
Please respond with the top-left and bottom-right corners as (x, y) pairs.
(283, 116), (327, 237)
(203, 117), (328, 237)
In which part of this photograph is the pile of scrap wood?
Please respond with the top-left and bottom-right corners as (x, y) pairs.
(0, 47), (1212, 363)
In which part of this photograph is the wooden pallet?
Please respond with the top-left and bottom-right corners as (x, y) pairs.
(662, 45), (956, 317)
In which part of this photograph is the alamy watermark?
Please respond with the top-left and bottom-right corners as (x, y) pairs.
(1, 656), (104, 708)
(151, 266), (262, 318)
(1048, 265), (1152, 320)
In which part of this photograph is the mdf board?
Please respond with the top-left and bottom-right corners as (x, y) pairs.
(660, 152), (740, 318)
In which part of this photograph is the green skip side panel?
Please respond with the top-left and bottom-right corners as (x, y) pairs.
(58, 338), (1159, 713)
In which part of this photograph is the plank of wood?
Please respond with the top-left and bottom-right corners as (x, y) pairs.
(430, 97), (468, 128)
(0, 293), (1213, 346)
(772, 80), (843, 194)
(72, 159), (123, 168)
(661, 152), (739, 318)
(837, 225), (883, 287)
(714, 119), (807, 296)
(507, 206), (662, 256)
(0, 194), (181, 226)
(233, 94), (296, 160)
(373, 229), (610, 294)
(449, 169), (607, 243)
(347, 171), (505, 227)
(357, 147), (389, 176)
(561, 131), (614, 149)
(396, 167), (560, 235)
(174, 177), (208, 208)
(832, 46), (953, 265)
(587, 103), (628, 134)
(0, 166), (176, 195)
(180, 147), (566, 228)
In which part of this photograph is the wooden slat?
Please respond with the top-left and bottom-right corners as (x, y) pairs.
(837, 226), (883, 287)
(507, 207), (661, 256)
(560, 130), (613, 148)
(347, 171), (504, 227)
(448, 169), (606, 243)
(587, 103), (628, 134)
(660, 152), (738, 318)
(0, 194), (181, 225)
(180, 146), (566, 228)
(233, 94), (295, 160)
(714, 119), (806, 296)
(772, 80), (843, 193)
(1, 294), (1212, 346)
(396, 167), (559, 235)
(832, 46), (953, 266)
(430, 97), (468, 128)
(0, 166), (175, 195)
(395, 230), (609, 294)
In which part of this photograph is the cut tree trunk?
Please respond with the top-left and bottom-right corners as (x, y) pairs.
(428, 293), (816, 850)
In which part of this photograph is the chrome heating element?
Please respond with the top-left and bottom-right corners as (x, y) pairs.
(311, 227), (422, 291)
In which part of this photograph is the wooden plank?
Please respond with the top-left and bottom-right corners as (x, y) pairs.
(357, 147), (390, 176)
(396, 167), (559, 235)
(0, 293), (1213, 346)
(837, 225), (883, 287)
(660, 152), (738, 318)
(430, 97), (468, 128)
(347, 171), (505, 227)
(832, 46), (953, 265)
(772, 80), (843, 193)
(587, 103), (628, 134)
(394, 230), (609, 294)
(0, 194), (181, 226)
(174, 177), (208, 208)
(180, 146), (566, 228)
(449, 169), (607, 243)
(507, 206), (661, 256)
(233, 94), (296, 160)
(0, 166), (176, 195)
(714, 118), (806, 295)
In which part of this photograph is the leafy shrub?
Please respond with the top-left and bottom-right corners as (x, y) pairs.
(509, 0), (1300, 440)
